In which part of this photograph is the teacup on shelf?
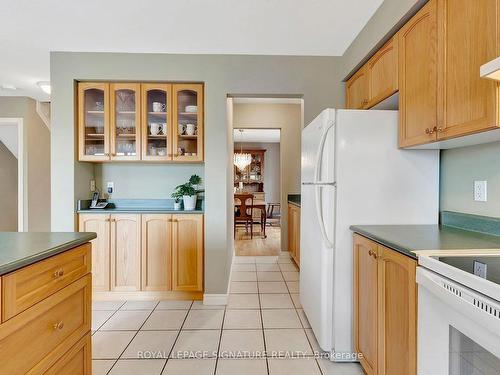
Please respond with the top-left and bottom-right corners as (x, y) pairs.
(150, 123), (161, 135)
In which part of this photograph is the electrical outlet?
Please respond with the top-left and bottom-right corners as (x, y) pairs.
(473, 260), (487, 279)
(107, 182), (114, 195)
(474, 180), (487, 202)
(90, 179), (96, 192)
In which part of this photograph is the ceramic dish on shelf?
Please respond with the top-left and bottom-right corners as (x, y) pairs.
(185, 105), (197, 113)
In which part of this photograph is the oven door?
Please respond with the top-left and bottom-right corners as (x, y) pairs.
(417, 267), (500, 375)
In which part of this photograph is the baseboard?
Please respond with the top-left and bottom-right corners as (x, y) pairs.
(93, 291), (203, 301)
(203, 293), (228, 305)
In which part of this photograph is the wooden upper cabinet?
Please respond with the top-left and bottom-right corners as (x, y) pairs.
(78, 82), (111, 161)
(171, 214), (204, 291)
(398, 0), (439, 147)
(110, 214), (141, 292)
(346, 67), (369, 109)
(353, 234), (378, 375)
(141, 214), (172, 291)
(78, 214), (110, 292)
(141, 83), (173, 161)
(172, 84), (204, 162)
(437, 0), (500, 140)
(78, 81), (204, 163)
(367, 36), (399, 108)
(377, 245), (417, 375)
(110, 83), (141, 161)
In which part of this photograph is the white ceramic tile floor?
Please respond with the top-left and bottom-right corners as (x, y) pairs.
(91, 251), (363, 374)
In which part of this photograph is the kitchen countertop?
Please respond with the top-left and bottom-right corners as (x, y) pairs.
(350, 224), (500, 260)
(0, 232), (97, 275)
(288, 194), (301, 207)
(76, 198), (204, 214)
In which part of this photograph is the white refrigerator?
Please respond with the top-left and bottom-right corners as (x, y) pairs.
(300, 109), (439, 360)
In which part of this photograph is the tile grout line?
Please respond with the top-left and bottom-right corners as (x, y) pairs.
(256, 262), (271, 375)
(213, 303), (228, 374)
(159, 299), (197, 374)
(104, 300), (161, 374)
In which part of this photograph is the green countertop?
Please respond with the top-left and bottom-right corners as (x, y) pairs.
(0, 232), (96, 275)
(350, 224), (500, 260)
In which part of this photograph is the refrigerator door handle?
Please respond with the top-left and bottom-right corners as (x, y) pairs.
(314, 184), (334, 249)
(313, 120), (334, 183)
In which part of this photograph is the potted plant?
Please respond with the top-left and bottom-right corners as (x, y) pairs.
(171, 189), (183, 210)
(171, 175), (202, 211)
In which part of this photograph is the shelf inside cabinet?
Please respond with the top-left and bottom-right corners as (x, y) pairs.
(86, 110), (105, 114)
(178, 135), (198, 140)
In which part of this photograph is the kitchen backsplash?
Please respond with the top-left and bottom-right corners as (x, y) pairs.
(93, 163), (204, 199)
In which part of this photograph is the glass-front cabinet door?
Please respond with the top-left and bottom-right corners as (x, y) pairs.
(78, 82), (110, 161)
(141, 83), (172, 161)
(172, 84), (204, 162)
(110, 83), (141, 161)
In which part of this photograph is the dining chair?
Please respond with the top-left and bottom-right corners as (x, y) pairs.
(234, 193), (254, 239)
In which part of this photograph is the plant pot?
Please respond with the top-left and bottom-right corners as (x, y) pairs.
(183, 194), (197, 211)
(173, 201), (182, 211)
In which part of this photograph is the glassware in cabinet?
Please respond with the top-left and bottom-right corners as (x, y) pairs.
(141, 84), (172, 160)
(173, 83), (203, 162)
(78, 82), (110, 161)
(110, 83), (141, 161)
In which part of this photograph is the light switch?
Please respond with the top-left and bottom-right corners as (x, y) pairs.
(474, 180), (487, 202)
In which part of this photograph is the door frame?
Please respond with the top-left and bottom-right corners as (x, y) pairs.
(0, 117), (25, 231)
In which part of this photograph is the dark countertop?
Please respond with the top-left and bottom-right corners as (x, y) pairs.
(350, 225), (500, 260)
(76, 198), (204, 214)
(288, 194), (301, 207)
(0, 232), (97, 275)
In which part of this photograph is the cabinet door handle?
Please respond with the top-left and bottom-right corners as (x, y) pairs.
(368, 249), (378, 259)
(437, 127), (444, 133)
(53, 321), (65, 331)
(425, 127), (436, 135)
(53, 268), (64, 278)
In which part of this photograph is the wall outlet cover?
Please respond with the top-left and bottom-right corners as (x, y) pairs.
(473, 260), (487, 279)
(474, 180), (487, 202)
(90, 179), (96, 192)
(107, 182), (114, 195)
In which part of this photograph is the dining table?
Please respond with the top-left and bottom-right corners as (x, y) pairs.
(234, 198), (267, 238)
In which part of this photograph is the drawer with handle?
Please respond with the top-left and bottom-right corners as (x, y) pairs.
(0, 275), (91, 375)
(2, 244), (91, 321)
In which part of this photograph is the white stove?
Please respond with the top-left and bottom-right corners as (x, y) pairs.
(417, 254), (500, 375)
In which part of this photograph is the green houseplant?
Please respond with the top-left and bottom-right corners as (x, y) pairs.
(171, 174), (202, 211)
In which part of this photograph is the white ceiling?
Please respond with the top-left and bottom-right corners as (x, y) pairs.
(234, 129), (281, 143)
(0, 0), (383, 101)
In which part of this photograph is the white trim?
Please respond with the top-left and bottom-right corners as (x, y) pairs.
(0, 118), (25, 231)
(35, 101), (51, 130)
(203, 294), (228, 306)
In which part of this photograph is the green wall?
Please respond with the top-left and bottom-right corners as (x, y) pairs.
(50, 52), (344, 295)
(441, 143), (500, 217)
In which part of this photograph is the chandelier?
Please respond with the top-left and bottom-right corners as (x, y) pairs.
(234, 129), (252, 171)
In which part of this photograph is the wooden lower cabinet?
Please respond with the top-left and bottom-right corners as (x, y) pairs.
(79, 214), (110, 292)
(172, 214), (204, 291)
(287, 203), (300, 267)
(353, 234), (417, 375)
(0, 254), (92, 375)
(142, 214), (172, 291)
(44, 333), (91, 375)
(110, 214), (141, 292)
(353, 235), (378, 375)
(79, 213), (204, 296)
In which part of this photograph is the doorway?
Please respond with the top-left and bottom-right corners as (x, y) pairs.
(0, 118), (25, 231)
(228, 96), (303, 257)
(233, 128), (281, 256)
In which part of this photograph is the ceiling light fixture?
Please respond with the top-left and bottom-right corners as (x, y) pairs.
(480, 57), (500, 81)
(234, 129), (252, 171)
(37, 81), (51, 95)
(0, 83), (17, 91)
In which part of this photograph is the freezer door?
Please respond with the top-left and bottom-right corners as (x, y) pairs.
(299, 183), (336, 351)
(302, 109), (335, 184)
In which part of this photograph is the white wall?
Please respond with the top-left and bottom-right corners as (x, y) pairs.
(0, 141), (18, 230)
